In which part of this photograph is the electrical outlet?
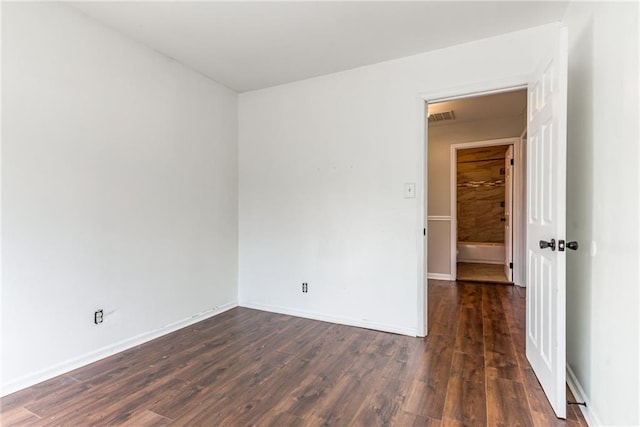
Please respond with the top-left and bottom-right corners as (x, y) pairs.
(94, 309), (104, 324)
(302, 282), (308, 293)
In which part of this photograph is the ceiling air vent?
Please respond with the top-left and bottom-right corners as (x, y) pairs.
(428, 110), (455, 123)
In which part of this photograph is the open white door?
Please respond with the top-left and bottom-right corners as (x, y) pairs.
(526, 28), (568, 418)
(504, 145), (514, 282)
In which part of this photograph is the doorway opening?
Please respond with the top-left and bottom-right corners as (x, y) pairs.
(426, 89), (527, 285)
(419, 28), (568, 419)
(453, 140), (516, 284)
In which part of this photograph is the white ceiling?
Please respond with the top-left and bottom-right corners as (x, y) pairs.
(429, 89), (527, 127)
(69, 1), (569, 93)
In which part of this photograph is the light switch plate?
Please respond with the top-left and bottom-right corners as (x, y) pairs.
(404, 183), (416, 198)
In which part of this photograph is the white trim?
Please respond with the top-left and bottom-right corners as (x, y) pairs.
(0, 0), (4, 401)
(240, 301), (417, 337)
(450, 138), (519, 151)
(567, 364), (601, 426)
(416, 98), (427, 337)
(427, 215), (452, 221)
(515, 128), (528, 287)
(427, 273), (453, 281)
(450, 143), (457, 279)
(417, 77), (528, 343)
(0, 301), (238, 397)
(421, 79), (529, 105)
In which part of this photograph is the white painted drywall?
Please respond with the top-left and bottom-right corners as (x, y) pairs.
(238, 24), (559, 335)
(1, 3), (238, 394)
(427, 116), (525, 276)
(563, 2), (640, 425)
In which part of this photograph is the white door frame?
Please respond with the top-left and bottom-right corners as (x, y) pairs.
(516, 128), (528, 286)
(504, 144), (515, 282)
(449, 137), (522, 283)
(417, 77), (528, 336)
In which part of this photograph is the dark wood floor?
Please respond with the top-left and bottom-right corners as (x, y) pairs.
(1, 280), (587, 426)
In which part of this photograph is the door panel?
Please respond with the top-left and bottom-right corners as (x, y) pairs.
(526, 28), (568, 419)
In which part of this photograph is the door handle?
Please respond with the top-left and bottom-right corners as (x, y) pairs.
(558, 240), (579, 251)
(539, 239), (556, 251)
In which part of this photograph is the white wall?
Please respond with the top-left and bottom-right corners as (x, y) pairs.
(239, 24), (558, 335)
(427, 116), (525, 277)
(1, 3), (238, 394)
(563, 2), (640, 425)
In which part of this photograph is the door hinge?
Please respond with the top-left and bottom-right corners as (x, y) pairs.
(509, 262), (513, 269)
(510, 158), (514, 166)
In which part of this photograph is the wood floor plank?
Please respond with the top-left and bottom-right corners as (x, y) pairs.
(429, 300), (460, 337)
(487, 376), (535, 427)
(401, 334), (455, 419)
(499, 284), (530, 369)
(22, 380), (94, 418)
(0, 286), (587, 426)
(391, 411), (442, 426)
(349, 336), (396, 382)
(410, 334), (456, 384)
(275, 320), (333, 356)
(404, 379), (440, 419)
(277, 373), (331, 419)
(455, 285), (484, 355)
(36, 366), (178, 425)
(0, 406), (41, 425)
(351, 377), (408, 425)
(250, 410), (308, 427)
(442, 351), (487, 425)
(120, 409), (172, 426)
(300, 328), (367, 383)
(314, 374), (377, 425)
(402, 335), (458, 421)
(0, 374), (81, 414)
(196, 353), (298, 424)
(265, 332), (369, 418)
(221, 358), (315, 426)
(521, 366), (559, 416)
(483, 285), (521, 381)
(147, 378), (211, 420)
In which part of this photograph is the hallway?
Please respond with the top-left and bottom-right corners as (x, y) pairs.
(428, 279), (585, 425)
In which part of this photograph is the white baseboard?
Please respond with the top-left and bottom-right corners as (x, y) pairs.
(239, 301), (417, 337)
(567, 363), (601, 426)
(1, 301), (237, 397)
(427, 273), (453, 281)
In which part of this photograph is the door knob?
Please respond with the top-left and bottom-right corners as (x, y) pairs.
(539, 239), (556, 251)
(567, 241), (579, 250)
